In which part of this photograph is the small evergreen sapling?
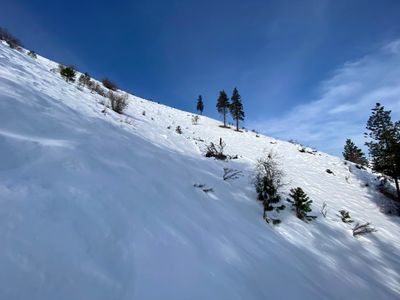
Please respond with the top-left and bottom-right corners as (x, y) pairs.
(287, 187), (316, 222)
(339, 210), (353, 223)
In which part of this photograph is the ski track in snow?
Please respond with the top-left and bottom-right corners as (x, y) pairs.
(0, 42), (399, 300)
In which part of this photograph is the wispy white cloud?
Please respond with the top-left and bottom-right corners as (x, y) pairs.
(250, 39), (400, 156)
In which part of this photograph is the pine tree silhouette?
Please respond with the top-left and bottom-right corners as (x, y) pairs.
(216, 90), (230, 127)
(365, 103), (400, 200)
(229, 88), (244, 131)
(342, 139), (368, 166)
(196, 95), (204, 114)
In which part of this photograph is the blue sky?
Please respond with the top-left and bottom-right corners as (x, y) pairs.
(1, 0), (400, 155)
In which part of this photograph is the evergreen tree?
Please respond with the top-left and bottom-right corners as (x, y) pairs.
(365, 103), (400, 200)
(343, 139), (368, 166)
(196, 95), (204, 114)
(288, 187), (316, 222)
(229, 87), (244, 131)
(59, 65), (76, 83)
(216, 90), (230, 127)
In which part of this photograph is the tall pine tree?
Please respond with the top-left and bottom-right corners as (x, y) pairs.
(229, 87), (244, 131)
(216, 90), (230, 127)
(365, 103), (400, 200)
(196, 95), (204, 115)
(343, 139), (368, 166)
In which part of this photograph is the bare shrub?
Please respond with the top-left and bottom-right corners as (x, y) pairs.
(86, 80), (96, 92)
(102, 78), (118, 91)
(205, 138), (227, 160)
(253, 151), (285, 220)
(193, 184), (213, 193)
(352, 222), (377, 237)
(0, 27), (22, 50)
(94, 83), (107, 97)
(223, 168), (243, 181)
(27, 50), (37, 58)
(108, 91), (128, 114)
(321, 202), (328, 218)
(192, 115), (199, 125)
(78, 72), (91, 87)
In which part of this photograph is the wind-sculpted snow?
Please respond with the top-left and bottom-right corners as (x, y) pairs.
(0, 43), (399, 300)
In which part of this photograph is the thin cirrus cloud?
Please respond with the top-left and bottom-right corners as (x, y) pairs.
(252, 39), (400, 156)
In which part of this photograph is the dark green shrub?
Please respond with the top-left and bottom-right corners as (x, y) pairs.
(59, 65), (76, 82)
(176, 126), (182, 134)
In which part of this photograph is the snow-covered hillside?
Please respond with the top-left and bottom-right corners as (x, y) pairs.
(0, 42), (399, 300)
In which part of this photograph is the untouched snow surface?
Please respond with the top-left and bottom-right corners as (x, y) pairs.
(0, 43), (399, 300)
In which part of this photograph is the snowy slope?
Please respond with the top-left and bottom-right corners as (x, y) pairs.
(0, 42), (399, 300)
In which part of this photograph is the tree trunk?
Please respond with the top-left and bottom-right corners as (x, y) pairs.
(236, 118), (239, 131)
(223, 110), (226, 127)
(395, 176), (400, 201)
